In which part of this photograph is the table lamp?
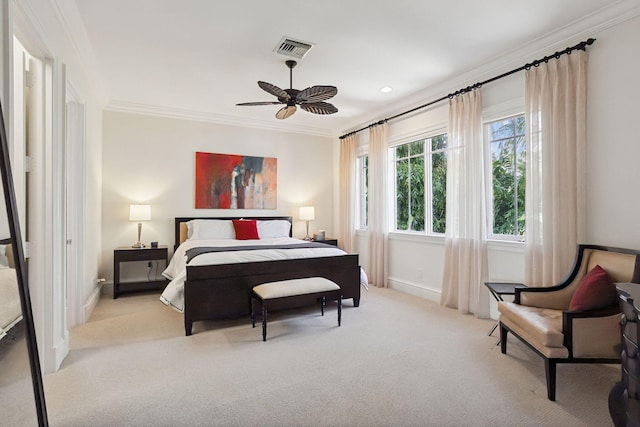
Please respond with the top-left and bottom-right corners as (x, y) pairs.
(129, 204), (151, 248)
(299, 206), (315, 241)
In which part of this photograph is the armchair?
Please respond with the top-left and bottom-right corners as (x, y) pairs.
(498, 244), (640, 401)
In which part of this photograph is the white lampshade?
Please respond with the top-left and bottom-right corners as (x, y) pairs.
(129, 204), (151, 221)
(299, 206), (315, 221)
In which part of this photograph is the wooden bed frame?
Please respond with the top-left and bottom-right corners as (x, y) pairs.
(174, 216), (361, 335)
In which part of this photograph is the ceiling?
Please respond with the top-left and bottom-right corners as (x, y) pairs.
(66, 0), (633, 137)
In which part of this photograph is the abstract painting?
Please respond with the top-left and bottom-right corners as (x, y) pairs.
(195, 152), (277, 209)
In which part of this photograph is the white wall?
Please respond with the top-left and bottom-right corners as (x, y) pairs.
(4, 0), (104, 371)
(100, 111), (335, 283)
(351, 14), (640, 319)
(586, 15), (640, 247)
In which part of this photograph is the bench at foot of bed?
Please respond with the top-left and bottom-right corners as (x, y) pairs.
(250, 277), (342, 341)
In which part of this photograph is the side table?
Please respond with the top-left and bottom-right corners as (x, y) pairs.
(312, 238), (338, 247)
(113, 245), (169, 298)
(485, 281), (528, 339)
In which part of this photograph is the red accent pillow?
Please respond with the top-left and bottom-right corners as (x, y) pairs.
(569, 265), (616, 311)
(232, 219), (259, 240)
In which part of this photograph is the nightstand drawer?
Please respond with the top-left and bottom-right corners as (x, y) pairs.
(114, 246), (167, 262)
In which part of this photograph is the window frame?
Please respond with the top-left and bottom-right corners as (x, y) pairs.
(391, 130), (448, 236)
(483, 113), (526, 242)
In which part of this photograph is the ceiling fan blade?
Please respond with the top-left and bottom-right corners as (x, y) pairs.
(258, 81), (290, 101)
(297, 86), (338, 103)
(300, 102), (338, 115)
(276, 105), (297, 120)
(236, 101), (283, 106)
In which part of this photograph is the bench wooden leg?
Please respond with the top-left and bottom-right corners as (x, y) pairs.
(321, 296), (326, 316)
(338, 294), (342, 326)
(262, 303), (268, 342)
(250, 296), (256, 328)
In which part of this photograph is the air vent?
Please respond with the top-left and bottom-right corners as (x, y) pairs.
(274, 37), (314, 59)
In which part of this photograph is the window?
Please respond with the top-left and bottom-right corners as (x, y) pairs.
(394, 133), (448, 234)
(486, 115), (526, 239)
(357, 155), (368, 229)
(430, 135), (448, 234)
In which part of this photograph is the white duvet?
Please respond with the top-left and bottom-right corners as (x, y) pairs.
(160, 237), (350, 312)
(0, 266), (22, 340)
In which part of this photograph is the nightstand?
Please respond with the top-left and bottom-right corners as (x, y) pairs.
(113, 245), (169, 298)
(313, 238), (338, 247)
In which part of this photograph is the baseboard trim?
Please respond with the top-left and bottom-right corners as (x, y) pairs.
(53, 330), (69, 372)
(387, 277), (441, 303)
(83, 284), (103, 323)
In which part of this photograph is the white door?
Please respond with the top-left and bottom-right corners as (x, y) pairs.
(65, 94), (85, 328)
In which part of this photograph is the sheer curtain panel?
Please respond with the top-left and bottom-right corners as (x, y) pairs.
(368, 123), (389, 287)
(524, 51), (588, 286)
(440, 90), (489, 317)
(338, 134), (357, 253)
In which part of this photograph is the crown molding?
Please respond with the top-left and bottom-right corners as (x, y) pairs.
(105, 100), (335, 138)
(338, 0), (640, 136)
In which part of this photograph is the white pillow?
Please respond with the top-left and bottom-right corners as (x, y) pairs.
(187, 220), (235, 240)
(257, 220), (291, 239)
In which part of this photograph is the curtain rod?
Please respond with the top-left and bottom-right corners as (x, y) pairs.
(339, 38), (596, 140)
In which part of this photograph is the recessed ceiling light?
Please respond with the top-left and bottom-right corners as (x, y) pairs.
(380, 86), (393, 93)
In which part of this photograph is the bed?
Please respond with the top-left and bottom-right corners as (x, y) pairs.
(160, 216), (363, 335)
(0, 242), (21, 342)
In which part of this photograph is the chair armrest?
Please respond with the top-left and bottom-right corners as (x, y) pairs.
(562, 305), (622, 358)
(515, 286), (574, 310)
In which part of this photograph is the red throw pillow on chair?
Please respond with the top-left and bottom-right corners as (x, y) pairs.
(569, 264), (616, 311)
(232, 219), (259, 240)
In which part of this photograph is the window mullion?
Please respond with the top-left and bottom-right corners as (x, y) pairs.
(425, 141), (432, 234)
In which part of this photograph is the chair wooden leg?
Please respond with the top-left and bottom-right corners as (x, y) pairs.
(544, 359), (557, 401)
(499, 323), (508, 354)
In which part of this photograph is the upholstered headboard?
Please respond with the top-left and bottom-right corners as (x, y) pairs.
(174, 216), (293, 250)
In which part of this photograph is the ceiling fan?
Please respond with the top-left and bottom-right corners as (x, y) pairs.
(236, 60), (338, 120)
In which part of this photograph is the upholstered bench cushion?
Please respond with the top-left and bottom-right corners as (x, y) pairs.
(498, 302), (564, 348)
(253, 277), (340, 300)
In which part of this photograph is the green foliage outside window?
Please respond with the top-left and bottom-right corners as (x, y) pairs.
(357, 155), (369, 229)
(396, 158), (410, 230)
(489, 116), (526, 236)
(392, 116), (525, 239)
(431, 134), (448, 234)
(395, 134), (448, 234)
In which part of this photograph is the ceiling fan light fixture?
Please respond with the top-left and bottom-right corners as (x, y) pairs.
(276, 105), (297, 120)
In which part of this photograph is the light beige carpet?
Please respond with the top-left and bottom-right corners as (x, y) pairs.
(43, 287), (616, 426)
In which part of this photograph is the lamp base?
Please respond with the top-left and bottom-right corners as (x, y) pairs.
(133, 222), (145, 248)
(304, 220), (312, 241)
